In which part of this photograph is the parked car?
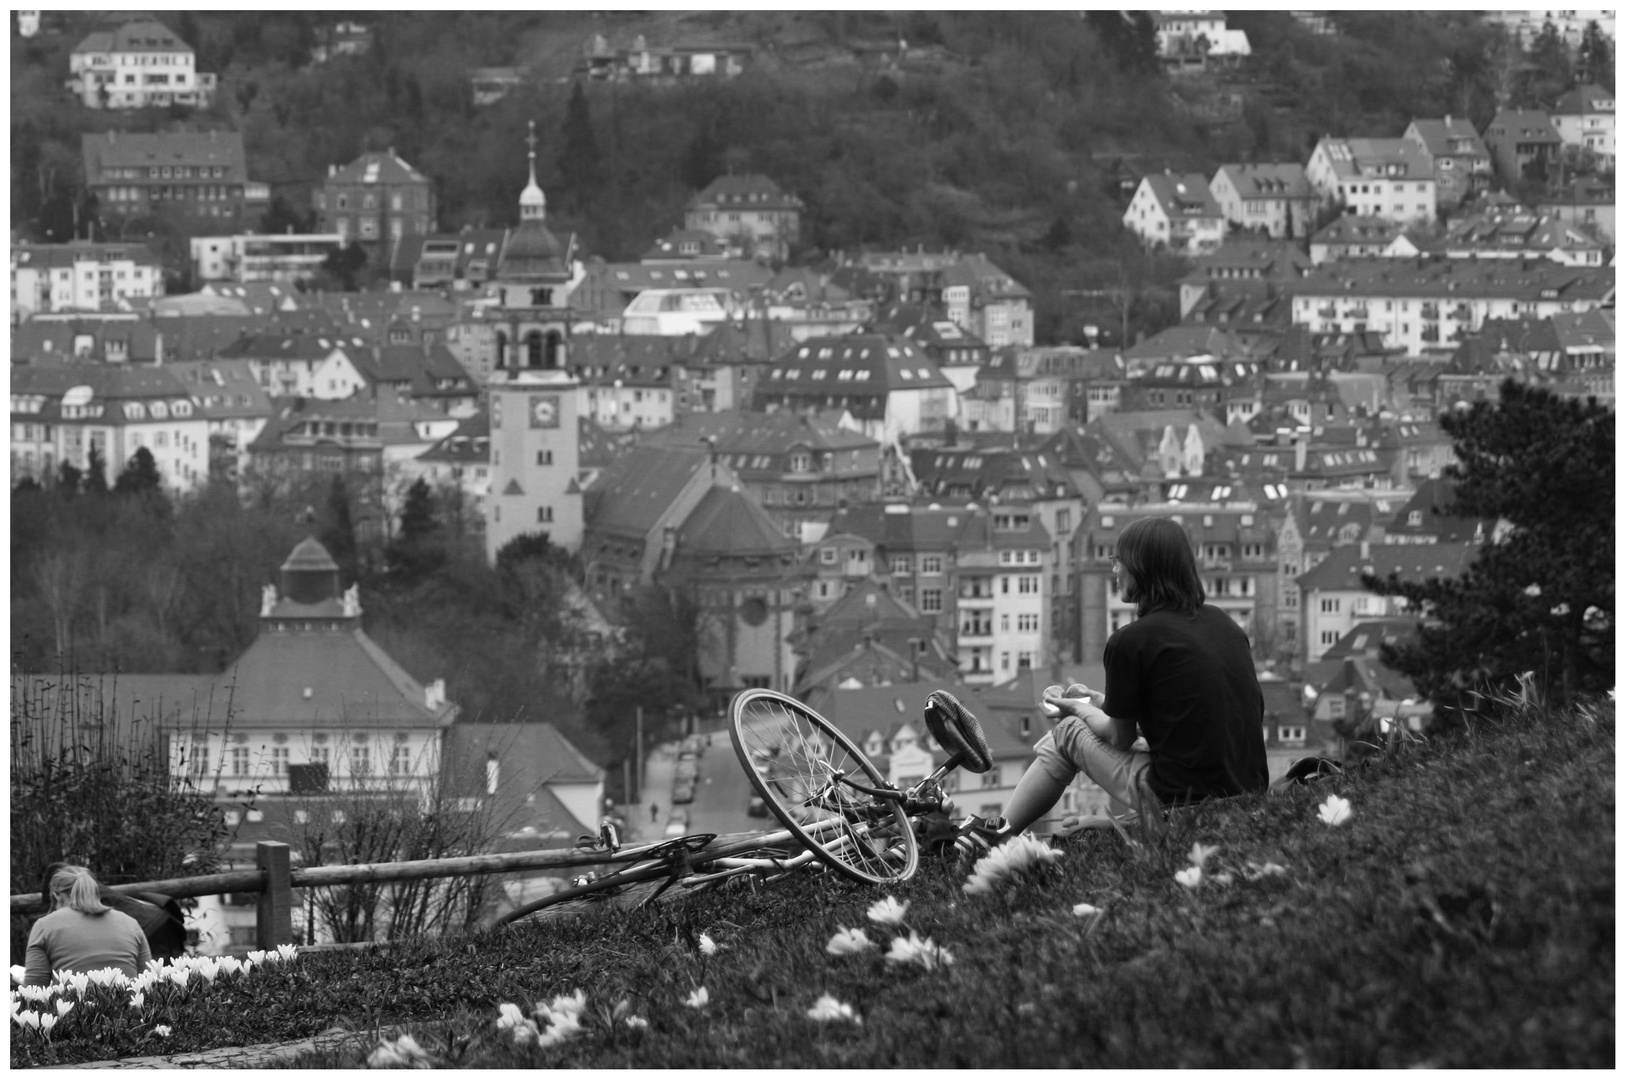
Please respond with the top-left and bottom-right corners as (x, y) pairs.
(747, 794), (768, 818)
(683, 734), (707, 757)
(663, 810), (690, 838)
(675, 760), (699, 783)
(671, 781), (695, 804)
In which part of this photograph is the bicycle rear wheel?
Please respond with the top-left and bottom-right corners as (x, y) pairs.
(728, 688), (918, 886)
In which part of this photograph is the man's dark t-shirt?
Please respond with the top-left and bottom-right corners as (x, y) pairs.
(1101, 604), (1269, 804)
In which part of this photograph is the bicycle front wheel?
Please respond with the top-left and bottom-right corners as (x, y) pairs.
(728, 688), (918, 886)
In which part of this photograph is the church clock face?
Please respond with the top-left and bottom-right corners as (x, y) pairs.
(529, 394), (559, 429)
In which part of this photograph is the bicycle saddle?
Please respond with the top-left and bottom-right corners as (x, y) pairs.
(923, 690), (993, 774)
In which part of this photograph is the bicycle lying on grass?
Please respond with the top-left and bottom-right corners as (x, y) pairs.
(497, 688), (994, 923)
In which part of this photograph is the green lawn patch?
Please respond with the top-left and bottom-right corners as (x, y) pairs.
(13, 699), (1613, 1068)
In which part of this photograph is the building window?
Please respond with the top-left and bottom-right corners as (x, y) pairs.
(230, 746), (250, 777)
(920, 555), (943, 575)
(537, 449), (553, 465)
(980, 767), (1003, 789)
(920, 588), (943, 613)
(270, 747), (289, 775)
(820, 547), (837, 564)
(1320, 630), (1338, 646)
(538, 506), (553, 523)
(391, 744), (411, 775)
(1320, 598), (1340, 613)
(1278, 725), (1307, 745)
(1017, 613), (1039, 632)
(891, 555), (911, 574)
(351, 745), (370, 777)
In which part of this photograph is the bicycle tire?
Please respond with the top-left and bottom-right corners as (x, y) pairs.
(728, 688), (919, 886)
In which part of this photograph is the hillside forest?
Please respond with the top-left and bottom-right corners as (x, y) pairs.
(10, 10), (1600, 342)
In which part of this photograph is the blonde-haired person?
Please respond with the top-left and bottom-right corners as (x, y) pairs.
(24, 865), (152, 985)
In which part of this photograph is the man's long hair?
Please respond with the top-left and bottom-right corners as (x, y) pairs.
(1118, 516), (1205, 617)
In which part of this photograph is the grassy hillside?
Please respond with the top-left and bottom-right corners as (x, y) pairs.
(13, 695), (1612, 1068)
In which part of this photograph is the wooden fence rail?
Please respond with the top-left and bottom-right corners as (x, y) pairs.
(11, 830), (787, 951)
(10, 840), (644, 950)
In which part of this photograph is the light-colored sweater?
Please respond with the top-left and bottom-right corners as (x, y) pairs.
(24, 907), (152, 985)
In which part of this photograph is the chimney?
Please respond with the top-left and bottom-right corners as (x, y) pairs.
(1294, 435), (1308, 473)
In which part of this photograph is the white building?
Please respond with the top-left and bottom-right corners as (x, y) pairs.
(1287, 260), (1616, 355)
(1124, 172), (1228, 255)
(1305, 137), (1438, 225)
(1295, 542), (1476, 661)
(1551, 84), (1616, 161)
(11, 364), (210, 492)
(11, 243), (165, 320)
(1209, 163), (1316, 239)
(191, 233), (346, 284)
(66, 19), (216, 109)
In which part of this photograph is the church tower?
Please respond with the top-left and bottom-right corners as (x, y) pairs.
(485, 121), (585, 562)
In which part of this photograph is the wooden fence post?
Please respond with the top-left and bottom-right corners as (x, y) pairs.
(255, 841), (293, 951)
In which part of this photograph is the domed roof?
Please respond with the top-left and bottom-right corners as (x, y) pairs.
(520, 176), (545, 210)
(281, 536), (338, 574)
(503, 219), (566, 263)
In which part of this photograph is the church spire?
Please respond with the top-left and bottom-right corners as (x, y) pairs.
(519, 119), (546, 222)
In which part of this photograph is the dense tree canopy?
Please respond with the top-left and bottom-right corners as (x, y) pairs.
(1365, 382), (1614, 711)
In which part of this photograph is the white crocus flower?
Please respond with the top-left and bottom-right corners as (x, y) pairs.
(54, 999), (73, 1017)
(1318, 794), (1353, 827)
(866, 895), (909, 925)
(153, 1023), (172, 1037)
(684, 987), (710, 1009)
(825, 927), (875, 956)
(367, 1033), (435, 1068)
(39, 1013), (58, 1034)
(625, 1015), (648, 1030)
(276, 943), (299, 963)
(1188, 842), (1220, 869)
(806, 993), (861, 1024)
(883, 932), (954, 970)
(1174, 866), (1203, 889)
(1523, 583), (1542, 597)
(963, 835), (1063, 896)
(495, 1002), (539, 1045)
(698, 932), (718, 956)
(129, 992), (145, 1009)
(1072, 901), (1101, 917)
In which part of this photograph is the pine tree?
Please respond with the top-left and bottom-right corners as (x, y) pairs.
(84, 447), (109, 496)
(560, 81), (599, 215)
(113, 446), (163, 497)
(1576, 21), (1614, 93)
(320, 474), (358, 581)
(1365, 381), (1614, 712)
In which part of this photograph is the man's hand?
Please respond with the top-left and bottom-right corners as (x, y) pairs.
(1043, 687), (1136, 751)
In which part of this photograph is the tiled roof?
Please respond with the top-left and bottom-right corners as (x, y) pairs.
(1214, 162), (1312, 199)
(688, 173), (803, 210)
(212, 625), (453, 729)
(1315, 137), (1433, 181)
(584, 445), (710, 539)
(415, 413), (490, 465)
(1142, 172), (1224, 218)
(1296, 541), (1476, 591)
(1287, 258), (1614, 302)
(672, 485), (798, 559)
(1311, 215), (1410, 245)
(1405, 117), (1489, 159)
(72, 19), (192, 55)
(219, 330), (366, 361)
(82, 131), (247, 182)
(1485, 109), (1561, 143)
(640, 410), (875, 457)
(761, 333), (954, 412)
(326, 150), (429, 187)
(12, 243), (163, 269)
(1552, 84), (1615, 116)
(909, 444), (1081, 501)
(165, 359), (274, 419)
(11, 362), (192, 404)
